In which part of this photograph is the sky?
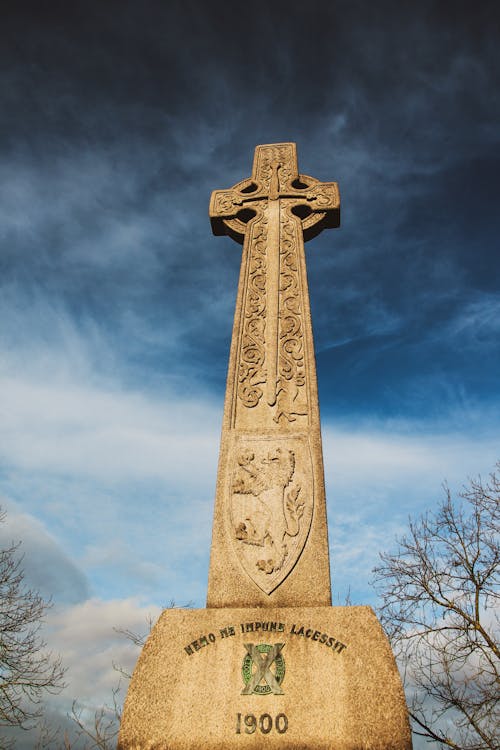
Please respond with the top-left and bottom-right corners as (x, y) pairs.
(0, 1), (499, 746)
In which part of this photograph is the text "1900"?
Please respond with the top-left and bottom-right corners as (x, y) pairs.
(236, 713), (288, 734)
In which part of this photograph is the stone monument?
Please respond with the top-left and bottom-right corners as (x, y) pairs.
(118, 144), (412, 749)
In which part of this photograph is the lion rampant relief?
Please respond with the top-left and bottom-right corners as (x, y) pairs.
(232, 447), (305, 574)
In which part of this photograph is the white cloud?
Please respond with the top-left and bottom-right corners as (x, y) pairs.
(41, 597), (161, 748)
(440, 292), (500, 346)
(1, 595), (163, 749)
(0, 369), (220, 486)
(0, 504), (89, 604)
(47, 597), (161, 698)
(324, 424), (499, 491)
(2, 350), (497, 609)
(322, 423), (499, 604)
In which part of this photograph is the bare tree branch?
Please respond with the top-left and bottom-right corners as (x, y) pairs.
(0, 507), (66, 739)
(373, 463), (499, 750)
(61, 601), (192, 749)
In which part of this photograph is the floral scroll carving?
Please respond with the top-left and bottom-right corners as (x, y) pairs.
(235, 205), (308, 422)
(275, 210), (307, 423)
(237, 206), (268, 408)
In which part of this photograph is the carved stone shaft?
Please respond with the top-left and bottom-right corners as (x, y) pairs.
(118, 145), (413, 750)
(207, 143), (340, 607)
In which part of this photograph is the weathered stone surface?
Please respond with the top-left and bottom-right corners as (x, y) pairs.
(118, 144), (412, 749)
(207, 143), (339, 608)
(118, 606), (412, 749)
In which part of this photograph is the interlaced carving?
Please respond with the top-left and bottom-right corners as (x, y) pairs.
(275, 209), (307, 423)
(256, 144), (294, 191)
(237, 207), (268, 407)
(236, 202), (308, 420)
(214, 191), (238, 214)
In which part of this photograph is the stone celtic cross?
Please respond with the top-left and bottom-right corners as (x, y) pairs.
(208, 143), (340, 607)
(119, 145), (413, 750)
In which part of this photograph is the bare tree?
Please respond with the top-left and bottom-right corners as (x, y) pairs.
(373, 464), (499, 750)
(62, 687), (123, 750)
(62, 605), (184, 749)
(0, 507), (66, 747)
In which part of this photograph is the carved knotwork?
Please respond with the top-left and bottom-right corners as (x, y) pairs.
(237, 206), (267, 407)
(255, 144), (295, 192)
(274, 209), (307, 423)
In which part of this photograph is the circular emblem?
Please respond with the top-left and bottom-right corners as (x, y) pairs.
(241, 643), (286, 695)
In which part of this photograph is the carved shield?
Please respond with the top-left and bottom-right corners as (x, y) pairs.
(228, 435), (313, 594)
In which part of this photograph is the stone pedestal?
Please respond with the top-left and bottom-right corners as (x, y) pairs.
(118, 606), (412, 749)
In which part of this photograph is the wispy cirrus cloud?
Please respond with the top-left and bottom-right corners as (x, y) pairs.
(323, 423), (499, 603)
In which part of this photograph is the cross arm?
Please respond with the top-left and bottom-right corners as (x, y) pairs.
(209, 179), (265, 244)
(209, 188), (245, 232)
(301, 181), (340, 218)
(209, 169), (340, 244)
(288, 178), (340, 241)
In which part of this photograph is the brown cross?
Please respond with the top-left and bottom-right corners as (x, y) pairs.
(209, 143), (340, 409)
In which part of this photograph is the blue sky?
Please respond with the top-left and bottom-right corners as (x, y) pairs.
(0, 1), (499, 745)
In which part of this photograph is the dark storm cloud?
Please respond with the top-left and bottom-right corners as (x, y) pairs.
(1, 0), (499, 413)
